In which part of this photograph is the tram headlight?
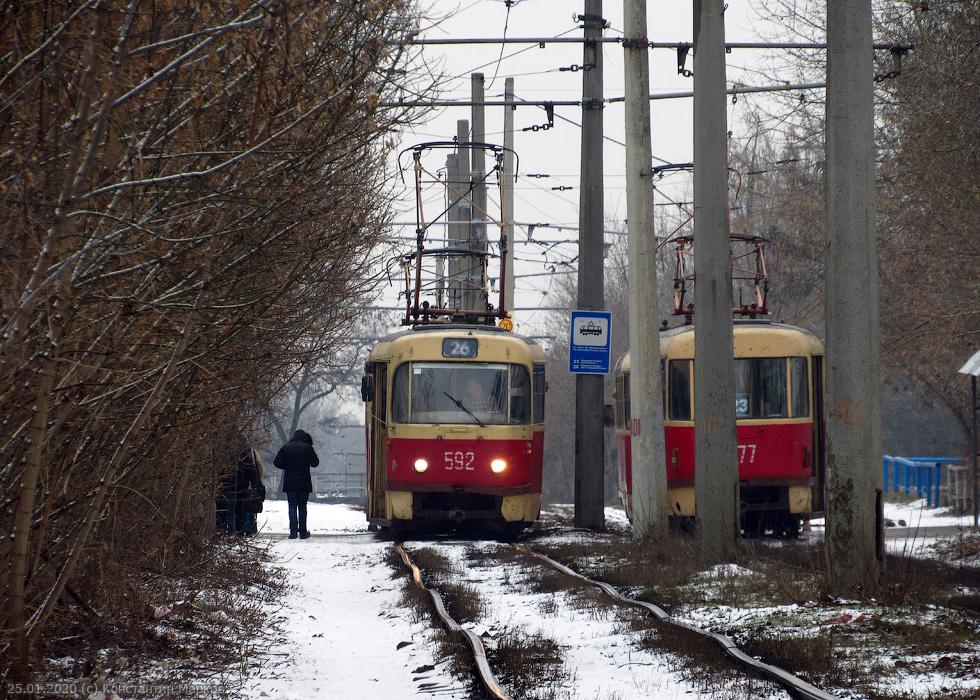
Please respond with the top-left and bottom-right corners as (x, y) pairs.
(490, 459), (507, 474)
(413, 458), (429, 473)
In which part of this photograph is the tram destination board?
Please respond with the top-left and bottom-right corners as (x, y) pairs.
(569, 311), (612, 374)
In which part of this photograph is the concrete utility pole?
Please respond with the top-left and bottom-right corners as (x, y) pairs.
(824, 0), (884, 596)
(503, 78), (516, 315)
(471, 73), (489, 309)
(623, 0), (669, 538)
(575, 0), (606, 529)
(692, 0), (739, 563)
(446, 125), (463, 309)
(453, 119), (476, 311)
(959, 352), (980, 528)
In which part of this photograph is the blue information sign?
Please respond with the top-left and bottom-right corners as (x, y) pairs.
(569, 310), (612, 374)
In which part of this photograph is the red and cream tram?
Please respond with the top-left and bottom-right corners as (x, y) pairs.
(363, 140), (544, 534)
(614, 234), (826, 535)
(362, 325), (545, 534)
(614, 320), (825, 535)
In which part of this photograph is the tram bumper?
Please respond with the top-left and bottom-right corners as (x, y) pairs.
(389, 488), (539, 523)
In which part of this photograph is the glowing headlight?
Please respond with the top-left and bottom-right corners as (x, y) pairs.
(413, 458), (429, 473)
(490, 459), (507, 474)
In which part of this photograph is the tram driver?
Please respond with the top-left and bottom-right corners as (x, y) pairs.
(453, 370), (505, 421)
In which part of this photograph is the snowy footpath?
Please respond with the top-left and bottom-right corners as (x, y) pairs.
(241, 503), (468, 700)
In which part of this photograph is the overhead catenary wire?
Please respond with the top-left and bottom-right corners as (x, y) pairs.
(384, 15), (884, 328)
(381, 80), (830, 109)
(404, 37), (907, 50)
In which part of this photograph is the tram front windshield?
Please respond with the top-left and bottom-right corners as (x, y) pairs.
(391, 362), (531, 425)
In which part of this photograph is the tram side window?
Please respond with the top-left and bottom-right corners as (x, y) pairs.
(532, 366), (546, 425)
(790, 357), (809, 418)
(668, 360), (692, 420)
(391, 364), (410, 423)
(733, 358), (788, 418)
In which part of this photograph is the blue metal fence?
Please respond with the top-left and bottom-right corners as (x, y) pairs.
(882, 456), (960, 507)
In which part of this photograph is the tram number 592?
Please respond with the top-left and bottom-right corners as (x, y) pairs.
(737, 444), (757, 465)
(445, 451), (475, 470)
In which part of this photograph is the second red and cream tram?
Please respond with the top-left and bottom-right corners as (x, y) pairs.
(614, 319), (825, 536)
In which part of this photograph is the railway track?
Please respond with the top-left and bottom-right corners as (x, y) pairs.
(395, 538), (840, 700)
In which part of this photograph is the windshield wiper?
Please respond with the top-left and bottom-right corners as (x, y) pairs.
(443, 391), (485, 427)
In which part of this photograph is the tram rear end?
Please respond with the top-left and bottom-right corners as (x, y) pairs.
(614, 320), (825, 536)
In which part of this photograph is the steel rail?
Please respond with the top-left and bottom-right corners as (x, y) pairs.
(515, 544), (842, 700)
(394, 545), (511, 700)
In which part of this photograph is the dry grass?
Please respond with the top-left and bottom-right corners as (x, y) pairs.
(526, 520), (980, 700)
(930, 531), (980, 563)
(386, 547), (477, 688)
(392, 543), (577, 700)
(383, 508), (980, 700)
(485, 627), (570, 700)
(406, 546), (486, 624)
(34, 536), (288, 699)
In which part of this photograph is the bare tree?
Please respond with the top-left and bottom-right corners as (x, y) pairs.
(729, 0), (976, 597)
(875, 1), (980, 439)
(265, 309), (399, 451)
(0, 0), (435, 682)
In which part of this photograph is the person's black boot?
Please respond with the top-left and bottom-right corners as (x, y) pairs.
(300, 531), (311, 539)
(288, 531), (298, 539)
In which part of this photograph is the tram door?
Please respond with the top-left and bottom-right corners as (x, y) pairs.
(368, 363), (388, 520)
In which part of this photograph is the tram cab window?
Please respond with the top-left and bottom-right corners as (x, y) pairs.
(662, 356), (808, 422)
(390, 362), (531, 425)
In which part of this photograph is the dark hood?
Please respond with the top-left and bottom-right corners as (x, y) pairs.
(290, 429), (313, 446)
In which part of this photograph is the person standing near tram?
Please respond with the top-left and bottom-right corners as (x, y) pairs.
(274, 429), (320, 539)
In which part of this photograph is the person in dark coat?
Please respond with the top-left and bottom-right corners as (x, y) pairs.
(242, 450), (265, 536)
(217, 435), (262, 536)
(274, 429), (320, 539)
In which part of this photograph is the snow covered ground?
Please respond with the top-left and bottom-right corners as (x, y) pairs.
(244, 502), (772, 699)
(241, 504), (467, 699)
(241, 500), (978, 700)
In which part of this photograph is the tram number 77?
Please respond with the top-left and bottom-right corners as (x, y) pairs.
(445, 451), (475, 470)
(737, 444), (757, 465)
